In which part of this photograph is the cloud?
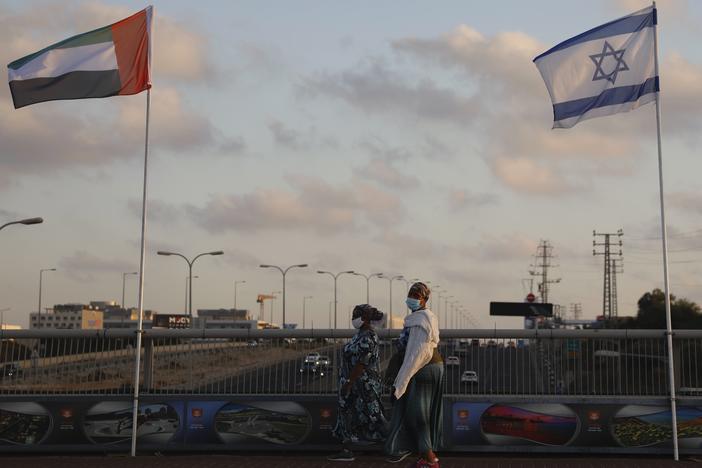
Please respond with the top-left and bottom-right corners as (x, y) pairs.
(128, 198), (183, 226)
(59, 250), (136, 282)
(299, 58), (482, 124)
(0, 2), (222, 188)
(185, 175), (406, 234)
(354, 157), (420, 189)
(392, 24), (702, 194)
(669, 190), (702, 216)
(448, 190), (498, 212)
(218, 137), (248, 156)
(353, 138), (420, 189)
(267, 119), (339, 151)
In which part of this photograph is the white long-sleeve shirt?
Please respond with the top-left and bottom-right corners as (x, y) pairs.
(393, 308), (440, 399)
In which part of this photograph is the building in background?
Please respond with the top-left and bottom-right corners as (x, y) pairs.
(30, 303), (103, 330)
(195, 308), (265, 329)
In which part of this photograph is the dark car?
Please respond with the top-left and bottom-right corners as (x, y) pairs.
(2, 363), (21, 378)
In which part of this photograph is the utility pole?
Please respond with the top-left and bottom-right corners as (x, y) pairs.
(611, 258), (624, 320)
(593, 229), (623, 320)
(529, 240), (560, 303)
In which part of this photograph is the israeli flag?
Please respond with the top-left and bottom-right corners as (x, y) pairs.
(534, 6), (658, 129)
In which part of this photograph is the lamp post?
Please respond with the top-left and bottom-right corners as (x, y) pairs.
(443, 295), (453, 328)
(380, 274), (404, 329)
(157, 250), (223, 317)
(260, 264), (308, 328)
(38, 268), (56, 326)
(303, 296), (313, 329)
(317, 270), (355, 328)
(352, 272), (383, 303)
(122, 271), (138, 309)
(434, 286), (443, 324)
(270, 290), (282, 325)
(185, 275), (199, 313)
(234, 280), (246, 309)
(0, 308), (8, 330)
(0, 217), (43, 232)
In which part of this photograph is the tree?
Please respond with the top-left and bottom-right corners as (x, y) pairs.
(632, 288), (702, 329)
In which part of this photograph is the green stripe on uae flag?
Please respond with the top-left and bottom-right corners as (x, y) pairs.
(7, 6), (153, 109)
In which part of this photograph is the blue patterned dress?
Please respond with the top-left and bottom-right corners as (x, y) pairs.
(332, 328), (387, 443)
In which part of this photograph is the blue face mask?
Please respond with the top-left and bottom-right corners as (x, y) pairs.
(406, 298), (422, 311)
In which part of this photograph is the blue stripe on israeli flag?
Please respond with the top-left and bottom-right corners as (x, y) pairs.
(534, 6), (658, 129)
(533, 10), (656, 62)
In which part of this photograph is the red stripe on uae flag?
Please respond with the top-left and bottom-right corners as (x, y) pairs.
(112, 6), (152, 96)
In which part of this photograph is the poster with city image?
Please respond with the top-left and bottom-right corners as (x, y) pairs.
(0, 402), (52, 445)
(83, 402), (181, 445)
(612, 405), (702, 449)
(479, 404), (579, 446)
(215, 401), (311, 445)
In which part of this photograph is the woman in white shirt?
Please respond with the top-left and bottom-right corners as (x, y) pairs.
(385, 282), (443, 468)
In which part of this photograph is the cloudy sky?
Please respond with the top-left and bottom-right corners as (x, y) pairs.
(2, 0), (702, 329)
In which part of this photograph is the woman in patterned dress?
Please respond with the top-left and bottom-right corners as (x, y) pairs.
(328, 304), (387, 462)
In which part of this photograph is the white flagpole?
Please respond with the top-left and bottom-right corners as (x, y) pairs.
(130, 88), (151, 457)
(652, 2), (679, 460)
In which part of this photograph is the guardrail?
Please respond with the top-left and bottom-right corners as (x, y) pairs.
(1, 329), (700, 399)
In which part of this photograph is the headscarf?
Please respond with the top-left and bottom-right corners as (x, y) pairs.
(352, 304), (384, 322)
(408, 282), (431, 301)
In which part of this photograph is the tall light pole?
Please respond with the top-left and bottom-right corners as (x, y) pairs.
(0, 308), (8, 330)
(303, 296), (313, 329)
(318, 270), (355, 328)
(122, 271), (138, 309)
(234, 280), (246, 309)
(270, 290), (282, 325)
(352, 272), (383, 303)
(380, 274), (404, 329)
(185, 275), (199, 313)
(443, 295), (453, 329)
(38, 268), (56, 325)
(0, 217), (43, 232)
(434, 286), (443, 324)
(157, 250), (223, 317)
(260, 264), (308, 328)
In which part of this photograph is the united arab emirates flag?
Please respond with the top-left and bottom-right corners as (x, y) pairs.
(8, 6), (152, 109)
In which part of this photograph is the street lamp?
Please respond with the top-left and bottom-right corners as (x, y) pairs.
(38, 268), (56, 325)
(234, 280), (246, 309)
(380, 274), (404, 330)
(270, 290), (282, 325)
(317, 270), (355, 328)
(0, 308), (9, 330)
(352, 272), (384, 303)
(122, 272), (138, 309)
(303, 296), (313, 329)
(0, 217), (43, 231)
(260, 264), (308, 328)
(433, 286), (443, 322)
(185, 275), (200, 313)
(443, 295), (453, 329)
(157, 250), (223, 317)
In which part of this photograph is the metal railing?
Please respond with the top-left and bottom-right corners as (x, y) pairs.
(1, 329), (700, 399)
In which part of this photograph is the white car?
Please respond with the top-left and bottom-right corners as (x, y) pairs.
(304, 352), (321, 363)
(446, 356), (460, 367)
(461, 371), (479, 384)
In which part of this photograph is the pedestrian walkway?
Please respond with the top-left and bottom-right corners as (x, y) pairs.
(0, 454), (698, 468)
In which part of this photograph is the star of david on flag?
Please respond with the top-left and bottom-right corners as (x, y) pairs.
(533, 5), (658, 129)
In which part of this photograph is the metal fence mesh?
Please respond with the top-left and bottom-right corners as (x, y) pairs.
(1, 329), (698, 398)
